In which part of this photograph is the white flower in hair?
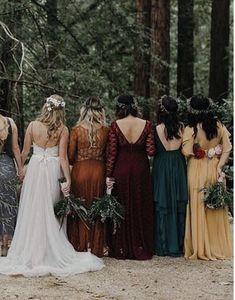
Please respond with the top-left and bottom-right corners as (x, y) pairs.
(46, 96), (65, 112)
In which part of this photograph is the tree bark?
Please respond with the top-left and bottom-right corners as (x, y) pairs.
(150, 0), (170, 100)
(45, 0), (59, 64)
(177, 0), (194, 98)
(209, 0), (230, 102)
(0, 1), (24, 142)
(134, 0), (151, 119)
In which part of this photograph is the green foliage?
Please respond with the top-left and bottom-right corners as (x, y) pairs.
(54, 194), (88, 230)
(201, 182), (232, 209)
(0, 0), (233, 128)
(88, 194), (125, 234)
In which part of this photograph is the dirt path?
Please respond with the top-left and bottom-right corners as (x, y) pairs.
(0, 255), (232, 300)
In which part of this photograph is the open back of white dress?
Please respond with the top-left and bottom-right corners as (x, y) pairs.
(0, 144), (104, 277)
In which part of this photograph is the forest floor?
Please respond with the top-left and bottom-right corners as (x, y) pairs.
(0, 255), (233, 300)
(0, 223), (233, 300)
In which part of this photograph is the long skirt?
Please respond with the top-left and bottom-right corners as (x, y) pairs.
(67, 159), (106, 257)
(0, 154), (18, 252)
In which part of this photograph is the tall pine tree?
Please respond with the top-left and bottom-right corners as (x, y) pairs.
(209, 0), (230, 102)
(177, 0), (194, 98)
(150, 0), (170, 100)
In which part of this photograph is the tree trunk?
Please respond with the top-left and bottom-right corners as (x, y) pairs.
(0, 1), (24, 142)
(150, 0), (170, 100)
(45, 0), (58, 65)
(177, 0), (194, 98)
(209, 0), (230, 102)
(134, 0), (151, 119)
(0, 2), (15, 116)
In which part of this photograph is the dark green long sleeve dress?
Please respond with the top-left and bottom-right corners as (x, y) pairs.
(152, 131), (188, 256)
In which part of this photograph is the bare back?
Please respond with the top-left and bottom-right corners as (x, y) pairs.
(116, 116), (146, 144)
(156, 124), (183, 151)
(30, 121), (64, 148)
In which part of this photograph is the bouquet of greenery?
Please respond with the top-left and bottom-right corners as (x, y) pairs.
(201, 173), (232, 209)
(88, 187), (125, 234)
(54, 178), (88, 230)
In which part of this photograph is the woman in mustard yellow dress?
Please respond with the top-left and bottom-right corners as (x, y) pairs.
(182, 95), (232, 260)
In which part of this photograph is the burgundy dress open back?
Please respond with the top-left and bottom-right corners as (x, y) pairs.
(106, 120), (155, 260)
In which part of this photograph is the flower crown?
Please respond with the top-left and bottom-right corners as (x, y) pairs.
(159, 95), (169, 113)
(46, 96), (65, 112)
(116, 96), (138, 110)
(187, 97), (214, 114)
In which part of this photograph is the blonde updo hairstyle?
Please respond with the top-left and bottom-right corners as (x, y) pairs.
(77, 96), (106, 147)
(37, 94), (65, 140)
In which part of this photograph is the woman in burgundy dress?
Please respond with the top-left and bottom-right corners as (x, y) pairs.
(106, 95), (155, 260)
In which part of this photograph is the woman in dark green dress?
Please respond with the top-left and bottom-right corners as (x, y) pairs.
(152, 96), (188, 256)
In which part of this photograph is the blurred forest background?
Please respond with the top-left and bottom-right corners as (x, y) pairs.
(0, 0), (233, 138)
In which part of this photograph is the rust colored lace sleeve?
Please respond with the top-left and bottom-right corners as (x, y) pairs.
(68, 127), (78, 165)
(146, 121), (156, 156)
(106, 122), (118, 177)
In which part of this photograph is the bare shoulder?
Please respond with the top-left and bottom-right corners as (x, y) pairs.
(28, 120), (40, 129)
(156, 123), (164, 129)
(183, 126), (194, 136)
(8, 118), (19, 133)
(137, 117), (147, 124)
(61, 125), (69, 136)
(8, 117), (16, 127)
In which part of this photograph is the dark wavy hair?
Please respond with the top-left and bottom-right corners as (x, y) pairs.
(115, 94), (138, 119)
(188, 94), (219, 140)
(157, 95), (183, 140)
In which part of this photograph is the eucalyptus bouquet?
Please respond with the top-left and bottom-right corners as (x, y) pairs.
(54, 178), (88, 229)
(201, 173), (232, 209)
(88, 187), (125, 234)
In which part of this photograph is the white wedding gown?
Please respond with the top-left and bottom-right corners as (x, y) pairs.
(0, 144), (104, 277)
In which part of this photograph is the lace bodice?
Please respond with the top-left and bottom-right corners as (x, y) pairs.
(68, 125), (109, 164)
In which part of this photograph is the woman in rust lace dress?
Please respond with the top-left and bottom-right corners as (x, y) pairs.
(67, 97), (109, 257)
(106, 95), (155, 260)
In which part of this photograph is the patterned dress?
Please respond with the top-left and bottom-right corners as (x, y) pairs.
(0, 119), (18, 251)
(106, 120), (155, 260)
(67, 125), (109, 257)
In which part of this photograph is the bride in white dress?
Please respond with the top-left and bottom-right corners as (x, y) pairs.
(0, 95), (104, 277)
